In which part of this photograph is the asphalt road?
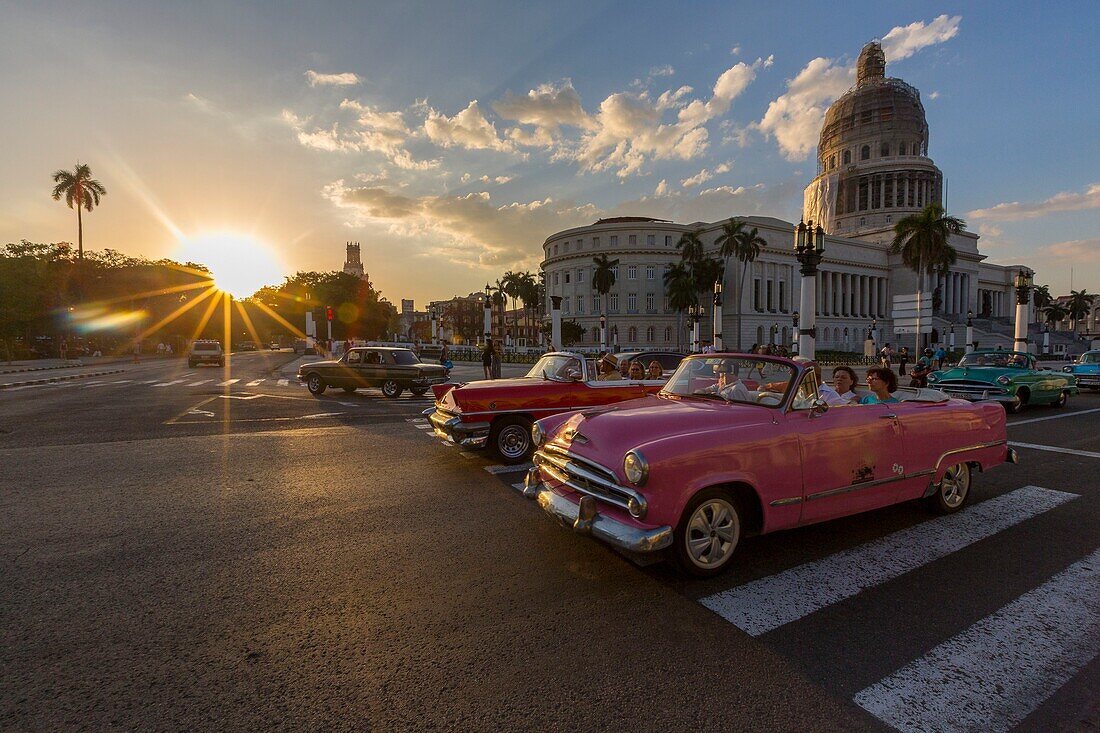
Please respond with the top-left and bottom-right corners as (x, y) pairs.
(2, 354), (1097, 732)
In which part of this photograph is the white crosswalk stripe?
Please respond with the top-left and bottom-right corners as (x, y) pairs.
(217, 379), (239, 386)
(277, 379), (289, 386)
(854, 547), (1100, 733)
(153, 379), (186, 387)
(188, 379), (212, 386)
(701, 486), (1078, 636)
(246, 378), (265, 386)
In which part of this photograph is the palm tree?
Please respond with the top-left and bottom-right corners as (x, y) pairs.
(1066, 289), (1096, 332)
(1032, 283), (1053, 314)
(663, 262), (696, 351)
(723, 225), (766, 351)
(51, 163), (107, 261)
(492, 280), (507, 342)
(891, 204), (965, 350)
(676, 228), (706, 263)
(592, 254), (618, 349)
(501, 270), (521, 343)
(1043, 303), (1068, 329)
(518, 271), (538, 343)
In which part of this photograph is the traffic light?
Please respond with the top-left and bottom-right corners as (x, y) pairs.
(326, 306), (334, 322)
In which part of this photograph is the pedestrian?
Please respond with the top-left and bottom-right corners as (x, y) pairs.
(59, 339), (68, 362)
(482, 339), (494, 380)
(344, 338), (351, 356)
(898, 346), (909, 376)
(491, 340), (502, 379)
(934, 345), (947, 370)
(879, 343), (893, 370)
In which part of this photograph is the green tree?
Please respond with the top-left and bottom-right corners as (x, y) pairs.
(592, 254), (618, 348)
(663, 261), (696, 351)
(891, 204), (965, 348)
(1066, 289), (1096, 332)
(517, 271), (539, 344)
(675, 228), (705, 263)
(722, 225), (766, 351)
(560, 319), (586, 347)
(51, 163), (107, 261)
(1032, 283), (1053, 313)
(1043, 302), (1068, 328)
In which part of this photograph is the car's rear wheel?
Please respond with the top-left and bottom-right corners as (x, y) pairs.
(306, 374), (327, 395)
(490, 416), (533, 464)
(1005, 388), (1028, 414)
(342, 386), (357, 394)
(381, 380), (403, 398)
(673, 488), (742, 577)
(926, 462), (971, 515)
(1050, 390), (1068, 408)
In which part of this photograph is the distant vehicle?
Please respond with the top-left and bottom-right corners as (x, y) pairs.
(188, 340), (224, 368)
(928, 349), (1077, 412)
(269, 342), (280, 350)
(237, 341), (258, 352)
(1063, 350), (1100, 392)
(298, 347), (447, 398)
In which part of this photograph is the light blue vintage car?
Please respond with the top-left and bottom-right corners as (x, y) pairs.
(1063, 350), (1100, 392)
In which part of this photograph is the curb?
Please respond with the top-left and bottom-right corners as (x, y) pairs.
(0, 363), (85, 375)
(0, 369), (126, 390)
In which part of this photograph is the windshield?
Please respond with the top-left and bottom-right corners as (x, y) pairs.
(525, 354), (583, 381)
(662, 356), (797, 407)
(192, 343), (220, 352)
(391, 350), (421, 365)
(1080, 353), (1100, 364)
(959, 352), (1031, 369)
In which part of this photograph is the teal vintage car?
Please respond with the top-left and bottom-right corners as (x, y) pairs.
(1063, 350), (1100, 392)
(928, 349), (1077, 413)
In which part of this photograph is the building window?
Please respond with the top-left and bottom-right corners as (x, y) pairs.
(881, 142), (889, 157)
(627, 293), (637, 313)
(553, 244), (558, 255)
(898, 142), (906, 156)
(576, 295), (584, 314)
(577, 239), (583, 249)
(565, 272), (571, 284)
(610, 235), (618, 247)
(611, 265), (619, 280)
(609, 293), (619, 313)
(629, 234), (637, 246)
(627, 265), (637, 280)
(663, 296), (671, 313)
(860, 145), (870, 161)
(553, 272), (559, 285)
(664, 326), (672, 342)
(766, 280), (774, 312)
(593, 294), (601, 313)
(564, 241), (570, 253)
(647, 234), (655, 246)
(577, 268), (585, 283)
(593, 236), (600, 247)
(860, 217), (866, 227)
(646, 293), (655, 312)
(646, 265), (655, 280)
(563, 299), (570, 315)
(753, 279), (761, 312)
(665, 235), (672, 246)
(843, 150), (851, 165)
(829, 154), (836, 170)
(646, 326), (655, 342)
(628, 326), (637, 342)
(594, 328), (601, 343)
(779, 281), (786, 313)
(886, 215), (892, 224)
(858, 177), (869, 211)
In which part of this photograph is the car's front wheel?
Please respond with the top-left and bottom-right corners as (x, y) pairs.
(1005, 388), (1027, 414)
(926, 462), (971, 514)
(381, 380), (403, 398)
(490, 416), (533, 464)
(673, 488), (742, 577)
(1051, 390), (1068, 408)
(306, 374), (327, 395)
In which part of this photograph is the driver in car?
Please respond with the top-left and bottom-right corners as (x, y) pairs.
(700, 361), (753, 401)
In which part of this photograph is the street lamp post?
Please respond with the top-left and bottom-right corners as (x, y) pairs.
(871, 316), (878, 345)
(965, 309), (975, 354)
(688, 303), (703, 353)
(712, 279), (723, 352)
(792, 311), (800, 355)
(599, 315), (606, 352)
(1013, 269), (1033, 352)
(949, 323), (955, 352)
(793, 219), (825, 359)
(430, 304), (438, 345)
(483, 283), (493, 346)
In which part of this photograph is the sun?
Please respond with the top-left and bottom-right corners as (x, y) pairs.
(174, 232), (285, 299)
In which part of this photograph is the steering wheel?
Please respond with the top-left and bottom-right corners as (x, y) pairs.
(756, 390), (784, 405)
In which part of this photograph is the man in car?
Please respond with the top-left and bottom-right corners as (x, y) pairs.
(792, 356), (851, 406)
(700, 361), (752, 401)
(596, 353), (620, 381)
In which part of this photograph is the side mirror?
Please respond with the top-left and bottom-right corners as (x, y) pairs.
(810, 397), (829, 417)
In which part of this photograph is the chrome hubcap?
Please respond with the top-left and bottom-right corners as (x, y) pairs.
(309, 377), (320, 391)
(685, 499), (739, 568)
(383, 381), (397, 395)
(498, 426), (529, 459)
(940, 463), (970, 508)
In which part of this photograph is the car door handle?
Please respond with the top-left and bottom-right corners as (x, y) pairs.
(879, 414), (897, 419)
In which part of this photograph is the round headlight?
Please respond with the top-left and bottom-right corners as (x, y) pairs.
(1063, 366), (1073, 373)
(623, 450), (649, 486)
(531, 422), (545, 448)
(996, 375), (1011, 385)
(927, 374), (938, 382)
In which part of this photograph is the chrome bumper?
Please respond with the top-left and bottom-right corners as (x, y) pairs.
(527, 468), (672, 554)
(936, 386), (1015, 403)
(427, 409), (489, 448)
(413, 375), (448, 387)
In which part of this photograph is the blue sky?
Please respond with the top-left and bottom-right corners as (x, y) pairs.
(2, 0), (1097, 304)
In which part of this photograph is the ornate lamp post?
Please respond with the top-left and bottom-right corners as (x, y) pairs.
(483, 283), (493, 345)
(793, 219), (825, 359)
(712, 279), (724, 351)
(870, 316), (878, 344)
(599, 315), (606, 352)
(688, 302), (703, 353)
(792, 311), (800, 355)
(429, 304), (439, 344)
(949, 322), (955, 352)
(965, 309), (975, 354)
(1013, 269), (1033, 352)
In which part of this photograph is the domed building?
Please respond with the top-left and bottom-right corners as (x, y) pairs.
(541, 42), (1044, 354)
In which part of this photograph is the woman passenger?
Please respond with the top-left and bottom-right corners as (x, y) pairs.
(646, 360), (663, 380)
(832, 366), (859, 403)
(860, 366), (899, 404)
(628, 361), (645, 380)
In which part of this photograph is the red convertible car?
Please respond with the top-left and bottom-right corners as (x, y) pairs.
(525, 354), (1018, 577)
(428, 351), (666, 463)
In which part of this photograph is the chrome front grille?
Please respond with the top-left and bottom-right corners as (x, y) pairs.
(936, 380), (1007, 397)
(534, 444), (647, 518)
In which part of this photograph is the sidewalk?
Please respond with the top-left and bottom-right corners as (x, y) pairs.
(0, 355), (175, 373)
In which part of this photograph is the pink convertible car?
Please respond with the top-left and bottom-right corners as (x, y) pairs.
(525, 354), (1017, 577)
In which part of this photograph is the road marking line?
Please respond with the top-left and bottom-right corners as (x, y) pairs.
(700, 486), (1078, 636)
(188, 408), (216, 417)
(458, 451), (477, 459)
(1009, 407), (1100, 427)
(153, 379), (186, 387)
(407, 417), (428, 423)
(188, 379), (212, 386)
(1009, 441), (1100, 460)
(246, 378), (265, 386)
(277, 379), (289, 386)
(484, 463), (533, 474)
(143, 379), (160, 384)
(853, 547), (1100, 733)
(111, 379), (132, 384)
(219, 394), (263, 400)
(80, 381), (107, 387)
(217, 379), (239, 386)
(413, 424), (432, 430)
(511, 482), (526, 493)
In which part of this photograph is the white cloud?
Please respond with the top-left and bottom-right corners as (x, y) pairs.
(305, 70), (362, 87)
(655, 179), (669, 196)
(424, 100), (513, 152)
(479, 175), (513, 184)
(682, 168), (714, 188)
(281, 109), (438, 170)
(339, 99), (410, 136)
(968, 183), (1100, 220)
(928, 91), (941, 100)
(1040, 238), (1100, 261)
(880, 15), (962, 62)
(730, 45), (741, 56)
(649, 64), (675, 77)
(184, 92), (216, 113)
(493, 80), (594, 146)
(677, 56), (771, 127)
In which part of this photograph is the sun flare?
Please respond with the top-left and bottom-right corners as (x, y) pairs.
(174, 232), (285, 299)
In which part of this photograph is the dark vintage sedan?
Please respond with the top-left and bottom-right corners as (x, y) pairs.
(298, 347), (447, 398)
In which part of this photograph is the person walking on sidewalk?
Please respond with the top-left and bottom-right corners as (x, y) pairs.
(898, 346), (909, 376)
(879, 343), (893, 370)
(482, 339), (495, 380)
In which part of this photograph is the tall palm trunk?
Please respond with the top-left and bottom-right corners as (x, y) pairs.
(737, 259), (750, 352)
(77, 205), (84, 260)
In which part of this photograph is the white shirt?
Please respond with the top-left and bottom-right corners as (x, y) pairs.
(819, 383), (855, 406)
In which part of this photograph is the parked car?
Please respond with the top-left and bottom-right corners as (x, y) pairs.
(524, 354), (1017, 576)
(188, 340), (224, 368)
(428, 351), (667, 463)
(612, 351), (685, 376)
(1062, 350), (1100, 392)
(928, 349), (1077, 412)
(237, 341), (258, 352)
(297, 347), (447, 398)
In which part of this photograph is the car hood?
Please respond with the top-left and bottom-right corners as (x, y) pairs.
(452, 376), (545, 394)
(552, 395), (776, 460)
(932, 366), (1019, 383)
(299, 359), (340, 369)
(1067, 363), (1100, 373)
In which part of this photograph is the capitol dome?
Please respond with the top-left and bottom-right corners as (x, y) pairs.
(805, 41), (943, 235)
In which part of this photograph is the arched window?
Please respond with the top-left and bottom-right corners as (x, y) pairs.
(664, 326), (672, 343)
(843, 327), (850, 346)
(594, 328), (600, 343)
(829, 154), (836, 170)
(842, 150), (851, 165)
(897, 142), (906, 156)
(628, 326), (637, 343)
(860, 145), (870, 161)
(880, 142), (889, 157)
(781, 326), (788, 345)
(756, 326), (765, 345)
(646, 326), (655, 342)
